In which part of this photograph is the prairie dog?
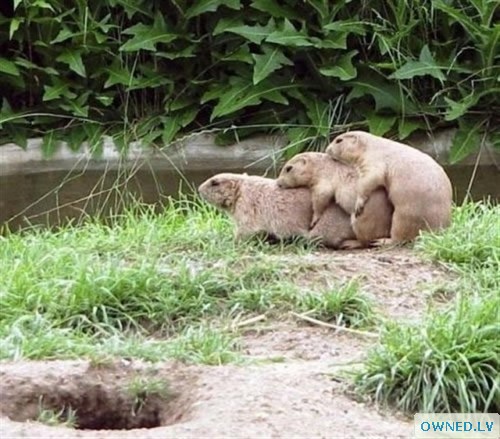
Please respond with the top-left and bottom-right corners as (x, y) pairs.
(276, 152), (393, 247)
(326, 130), (452, 244)
(198, 173), (356, 248)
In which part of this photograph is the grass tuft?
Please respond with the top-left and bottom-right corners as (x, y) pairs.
(126, 376), (171, 415)
(296, 280), (374, 328)
(168, 326), (242, 365)
(354, 201), (500, 413)
(354, 294), (499, 413)
(37, 405), (78, 429)
(415, 200), (500, 269)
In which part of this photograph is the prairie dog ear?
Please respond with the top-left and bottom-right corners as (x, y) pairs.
(344, 132), (359, 144)
(242, 172), (248, 176)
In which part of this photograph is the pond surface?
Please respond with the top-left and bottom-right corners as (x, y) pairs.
(1, 165), (498, 230)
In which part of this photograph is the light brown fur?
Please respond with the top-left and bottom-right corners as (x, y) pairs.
(276, 152), (393, 248)
(326, 130), (453, 244)
(198, 173), (356, 249)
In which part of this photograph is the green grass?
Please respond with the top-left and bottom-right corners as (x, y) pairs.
(126, 376), (171, 415)
(296, 280), (374, 328)
(36, 405), (78, 429)
(416, 201), (500, 269)
(0, 196), (373, 364)
(5, 194), (497, 414)
(354, 200), (500, 413)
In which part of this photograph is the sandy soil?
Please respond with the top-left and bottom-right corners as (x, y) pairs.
(0, 247), (453, 439)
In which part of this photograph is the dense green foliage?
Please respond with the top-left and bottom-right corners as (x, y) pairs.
(1, 0), (498, 159)
(355, 201), (500, 413)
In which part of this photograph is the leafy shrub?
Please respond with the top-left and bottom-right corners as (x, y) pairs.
(0, 0), (498, 159)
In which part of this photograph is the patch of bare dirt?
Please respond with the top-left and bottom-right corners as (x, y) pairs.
(0, 335), (412, 439)
(291, 246), (454, 321)
(0, 248), (454, 438)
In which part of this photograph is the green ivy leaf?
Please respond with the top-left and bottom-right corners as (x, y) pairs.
(311, 33), (347, 49)
(14, 57), (59, 76)
(0, 98), (14, 121)
(444, 95), (480, 121)
(0, 58), (20, 76)
(432, 0), (482, 44)
(450, 120), (482, 164)
(252, 45), (293, 85)
(43, 78), (76, 101)
(95, 13), (114, 34)
(67, 125), (88, 151)
(162, 117), (183, 144)
(4, 124), (28, 149)
(214, 18), (276, 45)
(250, 0), (301, 20)
(266, 19), (313, 46)
(60, 92), (90, 117)
(104, 62), (137, 88)
(42, 131), (62, 158)
(120, 15), (178, 52)
(209, 77), (291, 120)
(95, 94), (114, 107)
(222, 45), (254, 64)
(305, 0), (329, 21)
(140, 128), (163, 146)
(323, 20), (366, 36)
(9, 17), (22, 39)
(51, 26), (76, 44)
(201, 84), (230, 105)
(56, 50), (86, 77)
(32, 0), (55, 12)
(108, 0), (152, 20)
(162, 108), (198, 144)
(83, 123), (104, 157)
(126, 66), (172, 91)
(398, 118), (426, 139)
(366, 113), (396, 136)
(303, 98), (330, 136)
(346, 74), (417, 113)
(113, 130), (132, 153)
(390, 45), (446, 82)
(185, 0), (240, 19)
(319, 50), (358, 81)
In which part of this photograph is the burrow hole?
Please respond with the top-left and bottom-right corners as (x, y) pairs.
(0, 365), (191, 430)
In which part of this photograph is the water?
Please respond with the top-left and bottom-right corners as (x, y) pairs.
(1, 165), (498, 230)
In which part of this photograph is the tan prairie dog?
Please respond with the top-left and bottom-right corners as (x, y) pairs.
(198, 173), (356, 249)
(276, 152), (393, 247)
(326, 130), (453, 244)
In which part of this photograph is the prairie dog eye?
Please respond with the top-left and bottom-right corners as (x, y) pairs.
(211, 179), (220, 186)
(285, 165), (293, 173)
(335, 137), (343, 144)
